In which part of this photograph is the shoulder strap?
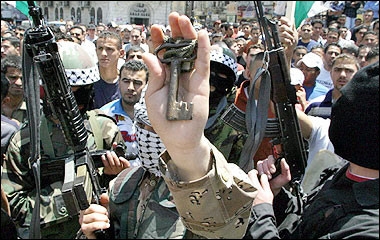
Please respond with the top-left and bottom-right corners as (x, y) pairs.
(86, 110), (103, 149)
(238, 67), (271, 172)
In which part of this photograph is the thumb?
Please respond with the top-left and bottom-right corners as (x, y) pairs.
(259, 173), (271, 191)
(99, 193), (109, 207)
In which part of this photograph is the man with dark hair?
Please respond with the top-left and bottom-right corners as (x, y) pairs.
(1, 55), (26, 124)
(100, 60), (149, 168)
(364, 45), (379, 66)
(125, 45), (145, 61)
(93, 31), (125, 108)
(1, 36), (21, 59)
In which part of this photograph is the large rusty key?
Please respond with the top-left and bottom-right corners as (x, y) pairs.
(155, 37), (197, 121)
(166, 58), (193, 120)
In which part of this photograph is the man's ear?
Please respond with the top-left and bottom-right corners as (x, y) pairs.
(120, 49), (125, 59)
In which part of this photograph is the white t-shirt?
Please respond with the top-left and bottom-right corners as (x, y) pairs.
(316, 66), (333, 89)
(305, 116), (335, 169)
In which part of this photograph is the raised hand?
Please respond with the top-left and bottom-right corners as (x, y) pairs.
(142, 12), (211, 181)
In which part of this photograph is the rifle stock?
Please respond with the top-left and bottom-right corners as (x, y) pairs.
(254, 1), (308, 182)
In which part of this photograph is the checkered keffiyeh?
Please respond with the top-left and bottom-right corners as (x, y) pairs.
(134, 84), (166, 176)
(136, 126), (165, 177)
(134, 85), (150, 126)
(65, 66), (100, 86)
(210, 48), (237, 80)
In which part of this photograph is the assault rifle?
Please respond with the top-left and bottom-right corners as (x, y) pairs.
(253, 1), (308, 183)
(23, 1), (114, 238)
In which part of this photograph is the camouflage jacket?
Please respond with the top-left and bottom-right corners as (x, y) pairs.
(204, 116), (247, 166)
(205, 89), (247, 166)
(108, 167), (205, 239)
(2, 109), (124, 239)
(158, 142), (257, 239)
(11, 101), (28, 125)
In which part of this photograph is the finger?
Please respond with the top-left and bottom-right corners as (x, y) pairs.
(168, 12), (181, 38)
(192, 29), (211, 96)
(101, 154), (110, 168)
(256, 160), (264, 175)
(261, 160), (270, 176)
(118, 157), (131, 169)
(99, 193), (109, 207)
(150, 24), (165, 50)
(110, 151), (122, 167)
(105, 151), (115, 167)
(280, 158), (291, 180)
(178, 14), (197, 39)
(259, 173), (271, 191)
(247, 169), (262, 189)
(143, 52), (167, 98)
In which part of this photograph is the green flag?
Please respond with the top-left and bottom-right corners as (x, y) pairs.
(294, 1), (329, 29)
(5, 1), (36, 18)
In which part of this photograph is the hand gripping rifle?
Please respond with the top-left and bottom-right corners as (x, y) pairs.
(246, 1), (308, 185)
(23, 2), (108, 238)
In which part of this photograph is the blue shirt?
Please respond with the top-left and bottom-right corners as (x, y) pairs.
(100, 99), (141, 167)
(297, 39), (321, 52)
(93, 78), (121, 109)
(305, 89), (333, 119)
(364, 1), (379, 19)
(304, 82), (329, 102)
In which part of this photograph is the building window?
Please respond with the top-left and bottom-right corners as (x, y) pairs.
(76, 8), (81, 23)
(71, 8), (75, 20)
(55, 8), (58, 21)
(97, 7), (103, 25)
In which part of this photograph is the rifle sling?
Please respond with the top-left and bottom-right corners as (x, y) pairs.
(238, 67), (271, 173)
(23, 39), (42, 239)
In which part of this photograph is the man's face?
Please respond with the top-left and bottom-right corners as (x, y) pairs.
(357, 47), (371, 68)
(246, 47), (263, 71)
(127, 51), (144, 61)
(97, 26), (105, 35)
(330, 59), (358, 92)
(326, 32), (339, 44)
(364, 11), (374, 22)
(242, 24), (251, 35)
(355, 28), (367, 43)
(298, 62), (319, 83)
(1, 40), (20, 58)
(250, 29), (260, 42)
(70, 28), (84, 43)
(87, 28), (96, 38)
(301, 25), (312, 40)
(130, 30), (141, 45)
(15, 29), (25, 40)
(312, 23), (323, 36)
(5, 67), (23, 96)
(65, 21), (74, 31)
(119, 69), (147, 106)
(361, 33), (378, 47)
(293, 48), (308, 66)
(96, 37), (123, 68)
(324, 45), (341, 67)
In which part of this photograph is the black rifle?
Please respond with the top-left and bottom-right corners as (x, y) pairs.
(23, 1), (115, 238)
(252, 1), (308, 183)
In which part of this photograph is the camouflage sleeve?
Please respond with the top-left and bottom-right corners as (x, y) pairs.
(2, 128), (72, 234)
(158, 142), (257, 239)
